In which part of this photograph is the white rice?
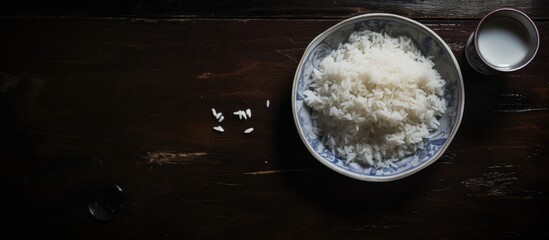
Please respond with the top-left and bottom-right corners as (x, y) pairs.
(233, 109), (251, 120)
(303, 30), (446, 167)
(213, 126), (224, 132)
(244, 128), (254, 134)
(212, 108), (223, 120)
(266, 100), (270, 108)
(233, 110), (245, 119)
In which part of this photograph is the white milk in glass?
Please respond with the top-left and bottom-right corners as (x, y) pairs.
(477, 18), (529, 68)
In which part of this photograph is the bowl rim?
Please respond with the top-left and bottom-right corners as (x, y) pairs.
(291, 13), (465, 182)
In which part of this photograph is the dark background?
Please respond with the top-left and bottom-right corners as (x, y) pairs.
(1, 1), (548, 239)
(1, 0), (547, 19)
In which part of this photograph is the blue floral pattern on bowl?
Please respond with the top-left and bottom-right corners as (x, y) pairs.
(292, 13), (464, 181)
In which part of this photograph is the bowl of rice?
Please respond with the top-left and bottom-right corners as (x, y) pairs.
(292, 13), (464, 181)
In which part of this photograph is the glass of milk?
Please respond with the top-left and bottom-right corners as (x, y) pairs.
(465, 8), (539, 75)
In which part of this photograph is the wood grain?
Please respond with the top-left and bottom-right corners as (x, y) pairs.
(1, 18), (548, 239)
(1, 0), (548, 19)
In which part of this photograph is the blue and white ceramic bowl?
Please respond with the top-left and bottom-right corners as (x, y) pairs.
(292, 13), (464, 182)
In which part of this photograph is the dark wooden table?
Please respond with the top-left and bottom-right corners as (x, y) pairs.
(1, 1), (548, 239)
